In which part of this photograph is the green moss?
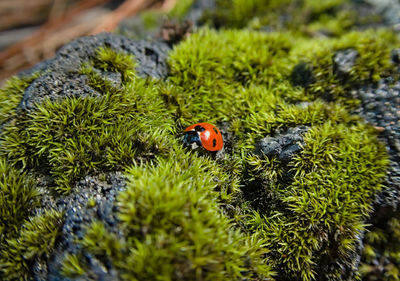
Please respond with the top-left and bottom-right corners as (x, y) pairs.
(294, 30), (400, 103)
(0, 158), (63, 280)
(166, 28), (294, 129)
(307, 10), (355, 37)
(61, 152), (274, 280)
(61, 253), (85, 278)
(0, 6), (397, 280)
(335, 30), (399, 82)
(4, 209), (63, 260)
(168, 0), (194, 20)
(92, 47), (136, 83)
(201, 0), (360, 35)
(244, 121), (387, 280)
(1, 49), (173, 193)
(0, 73), (39, 124)
(165, 27), (392, 279)
(201, 0), (293, 29)
(166, 27), (394, 147)
(0, 158), (41, 239)
(304, 0), (347, 14)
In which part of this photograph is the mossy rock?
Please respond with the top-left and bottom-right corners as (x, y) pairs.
(1, 0), (400, 280)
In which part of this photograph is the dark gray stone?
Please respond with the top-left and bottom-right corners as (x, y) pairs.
(255, 137), (281, 157)
(18, 33), (170, 111)
(353, 79), (400, 210)
(333, 49), (359, 78)
(185, 0), (216, 26)
(42, 173), (126, 281)
(254, 125), (309, 163)
(278, 144), (302, 162)
(363, 0), (400, 28)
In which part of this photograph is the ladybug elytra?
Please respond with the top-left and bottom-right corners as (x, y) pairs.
(183, 123), (223, 152)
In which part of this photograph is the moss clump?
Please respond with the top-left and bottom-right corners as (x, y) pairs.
(293, 30), (400, 103)
(61, 152), (274, 280)
(201, 0), (293, 29)
(0, 158), (40, 240)
(166, 28), (293, 127)
(0, 158), (63, 280)
(167, 28), (399, 145)
(1, 48), (173, 193)
(0, 73), (39, 124)
(2, 210), (63, 279)
(92, 46), (136, 83)
(245, 122), (388, 280)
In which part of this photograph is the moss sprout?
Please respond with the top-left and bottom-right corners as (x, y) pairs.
(61, 253), (85, 278)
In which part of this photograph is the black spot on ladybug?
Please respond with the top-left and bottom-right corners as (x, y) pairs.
(195, 125), (205, 132)
(213, 139), (217, 147)
(213, 127), (218, 134)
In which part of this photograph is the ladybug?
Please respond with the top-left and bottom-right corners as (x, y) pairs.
(183, 123), (223, 151)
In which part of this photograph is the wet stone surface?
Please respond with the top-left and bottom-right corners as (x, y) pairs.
(18, 33), (170, 111)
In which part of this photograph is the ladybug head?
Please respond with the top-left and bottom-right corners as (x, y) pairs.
(182, 130), (202, 150)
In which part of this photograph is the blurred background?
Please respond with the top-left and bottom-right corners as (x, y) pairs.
(0, 0), (178, 82)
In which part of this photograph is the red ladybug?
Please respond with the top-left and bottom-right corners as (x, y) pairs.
(183, 123), (223, 151)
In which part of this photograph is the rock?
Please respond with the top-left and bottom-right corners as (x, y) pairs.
(18, 33), (170, 111)
(363, 0), (400, 28)
(255, 137), (281, 157)
(254, 125), (309, 163)
(43, 173), (126, 281)
(185, 0), (216, 25)
(333, 49), (358, 78)
(354, 79), (400, 210)
(278, 144), (302, 162)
